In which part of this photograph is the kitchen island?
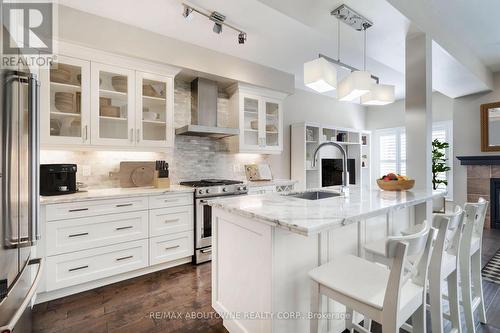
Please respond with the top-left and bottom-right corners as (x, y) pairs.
(208, 186), (445, 333)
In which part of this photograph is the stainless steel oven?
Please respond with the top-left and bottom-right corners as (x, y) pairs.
(180, 179), (248, 264)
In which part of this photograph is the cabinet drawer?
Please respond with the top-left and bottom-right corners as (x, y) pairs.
(149, 193), (192, 209)
(150, 232), (193, 266)
(150, 205), (193, 237)
(46, 239), (148, 291)
(46, 196), (149, 221)
(46, 211), (149, 256)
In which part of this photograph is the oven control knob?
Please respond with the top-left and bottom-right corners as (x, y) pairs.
(222, 187), (227, 192)
(198, 189), (204, 195)
(237, 186), (242, 191)
(242, 186), (247, 191)
(205, 189), (210, 194)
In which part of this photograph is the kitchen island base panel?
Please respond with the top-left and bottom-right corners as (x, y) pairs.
(212, 207), (414, 333)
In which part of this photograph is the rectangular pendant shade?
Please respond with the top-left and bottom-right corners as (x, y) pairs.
(304, 57), (337, 93)
(361, 84), (395, 105)
(337, 71), (372, 101)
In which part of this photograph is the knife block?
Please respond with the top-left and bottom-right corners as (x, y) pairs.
(154, 171), (170, 188)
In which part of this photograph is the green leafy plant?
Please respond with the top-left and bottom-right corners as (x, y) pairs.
(432, 139), (451, 190)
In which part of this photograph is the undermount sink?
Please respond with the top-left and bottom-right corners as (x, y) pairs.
(285, 191), (342, 200)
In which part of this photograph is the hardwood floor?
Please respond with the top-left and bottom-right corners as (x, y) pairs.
(33, 263), (227, 333)
(33, 229), (500, 333)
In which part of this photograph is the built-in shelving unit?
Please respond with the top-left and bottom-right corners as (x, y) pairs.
(291, 122), (372, 190)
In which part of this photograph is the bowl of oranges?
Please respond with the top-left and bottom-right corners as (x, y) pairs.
(377, 173), (415, 191)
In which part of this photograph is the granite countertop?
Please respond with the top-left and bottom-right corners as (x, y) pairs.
(208, 186), (446, 236)
(40, 185), (194, 205)
(245, 179), (298, 187)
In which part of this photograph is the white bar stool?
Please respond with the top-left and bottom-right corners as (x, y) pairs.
(309, 220), (435, 333)
(364, 208), (466, 333)
(460, 198), (489, 333)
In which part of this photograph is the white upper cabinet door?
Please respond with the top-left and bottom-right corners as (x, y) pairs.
(261, 97), (283, 152)
(135, 72), (174, 147)
(91, 62), (135, 146)
(40, 55), (91, 146)
(240, 93), (263, 151)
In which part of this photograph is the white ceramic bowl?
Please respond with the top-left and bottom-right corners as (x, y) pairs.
(143, 111), (159, 121)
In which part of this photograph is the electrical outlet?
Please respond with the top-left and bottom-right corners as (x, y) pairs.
(80, 165), (91, 177)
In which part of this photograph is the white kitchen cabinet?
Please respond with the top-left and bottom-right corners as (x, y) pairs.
(41, 42), (180, 150)
(91, 62), (136, 146)
(40, 55), (91, 145)
(135, 72), (174, 147)
(227, 83), (287, 154)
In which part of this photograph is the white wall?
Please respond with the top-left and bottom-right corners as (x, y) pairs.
(365, 92), (453, 129)
(453, 72), (500, 206)
(267, 89), (366, 179)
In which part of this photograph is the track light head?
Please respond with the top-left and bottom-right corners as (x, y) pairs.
(238, 32), (247, 44)
(182, 5), (193, 20)
(213, 23), (222, 34)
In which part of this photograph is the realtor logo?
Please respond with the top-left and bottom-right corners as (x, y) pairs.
(2, 2), (53, 55)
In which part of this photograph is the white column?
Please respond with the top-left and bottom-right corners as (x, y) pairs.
(405, 31), (433, 223)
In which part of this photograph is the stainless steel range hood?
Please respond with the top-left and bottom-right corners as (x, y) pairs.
(175, 78), (239, 139)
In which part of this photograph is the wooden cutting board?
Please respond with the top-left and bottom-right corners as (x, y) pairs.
(119, 161), (156, 188)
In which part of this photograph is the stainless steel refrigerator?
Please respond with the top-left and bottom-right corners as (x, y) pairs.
(0, 67), (43, 332)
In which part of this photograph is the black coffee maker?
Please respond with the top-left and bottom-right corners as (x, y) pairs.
(40, 164), (77, 196)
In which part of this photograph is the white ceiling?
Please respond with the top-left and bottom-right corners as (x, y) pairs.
(55, 0), (497, 99)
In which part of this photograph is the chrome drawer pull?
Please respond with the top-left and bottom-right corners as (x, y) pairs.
(68, 232), (89, 238)
(115, 203), (133, 208)
(165, 245), (180, 250)
(164, 218), (180, 224)
(68, 208), (89, 212)
(164, 199), (179, 203)
(200, 248), (212, 254)
(69, 265), (88, 272)
(116, 255), (133, 261)
(116, 226), (133, 231)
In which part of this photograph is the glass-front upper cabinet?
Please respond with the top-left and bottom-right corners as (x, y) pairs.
(41, 56), (90, 145)
(263, 98), (282, 151)
(135, 72), (173, 147)
(91, 62), (135, 146)
(241, 95), (261, 150)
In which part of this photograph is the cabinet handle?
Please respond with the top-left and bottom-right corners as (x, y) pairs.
(116, 255), (133, 261)
(164, 199), (179, 203)
(130, 128), (134, 142)
(116, 226), (133, 231)
(68, 232), (89, 238)
(68, 208), (89, 212)
(84, 125), (88, 141)
(69, 265), (88, 272)
(115, 203), (133, 208)
(165, 245), (180, 250)
(136, 129), (140, 143)
(164, 218), (180, 224)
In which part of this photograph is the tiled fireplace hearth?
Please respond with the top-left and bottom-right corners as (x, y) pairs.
(458, 156), (500, 229)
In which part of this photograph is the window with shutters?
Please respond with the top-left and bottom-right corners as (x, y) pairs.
(376, 121), (452, 199)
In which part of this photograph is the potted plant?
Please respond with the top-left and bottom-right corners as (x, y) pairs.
(432, 138), (451, 212)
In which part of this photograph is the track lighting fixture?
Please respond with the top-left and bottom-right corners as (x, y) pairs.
(182, 3), (247, 45)
(182, 5), (193, 20)
(238, 32), (247, 44)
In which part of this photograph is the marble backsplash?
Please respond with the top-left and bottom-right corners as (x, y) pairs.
(40, 79), (267, 188)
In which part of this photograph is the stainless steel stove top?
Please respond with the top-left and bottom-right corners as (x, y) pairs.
(180, 179), (247, 198)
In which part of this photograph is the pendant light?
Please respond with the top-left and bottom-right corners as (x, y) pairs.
(337, 29), (372, 101)
(303, 57), (337, 93)
(360, 83), (395, 105)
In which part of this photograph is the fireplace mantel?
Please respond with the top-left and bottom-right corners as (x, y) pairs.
(457, 156), (500, 165)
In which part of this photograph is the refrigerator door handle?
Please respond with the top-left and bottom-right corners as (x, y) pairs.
(29, 75), (40, 243)
(0, 258), (44, 333)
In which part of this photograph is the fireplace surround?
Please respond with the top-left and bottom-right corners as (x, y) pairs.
(457, 155), (500, 229)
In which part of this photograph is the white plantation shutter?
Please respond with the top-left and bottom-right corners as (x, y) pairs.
(380, 133), (397, 175)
